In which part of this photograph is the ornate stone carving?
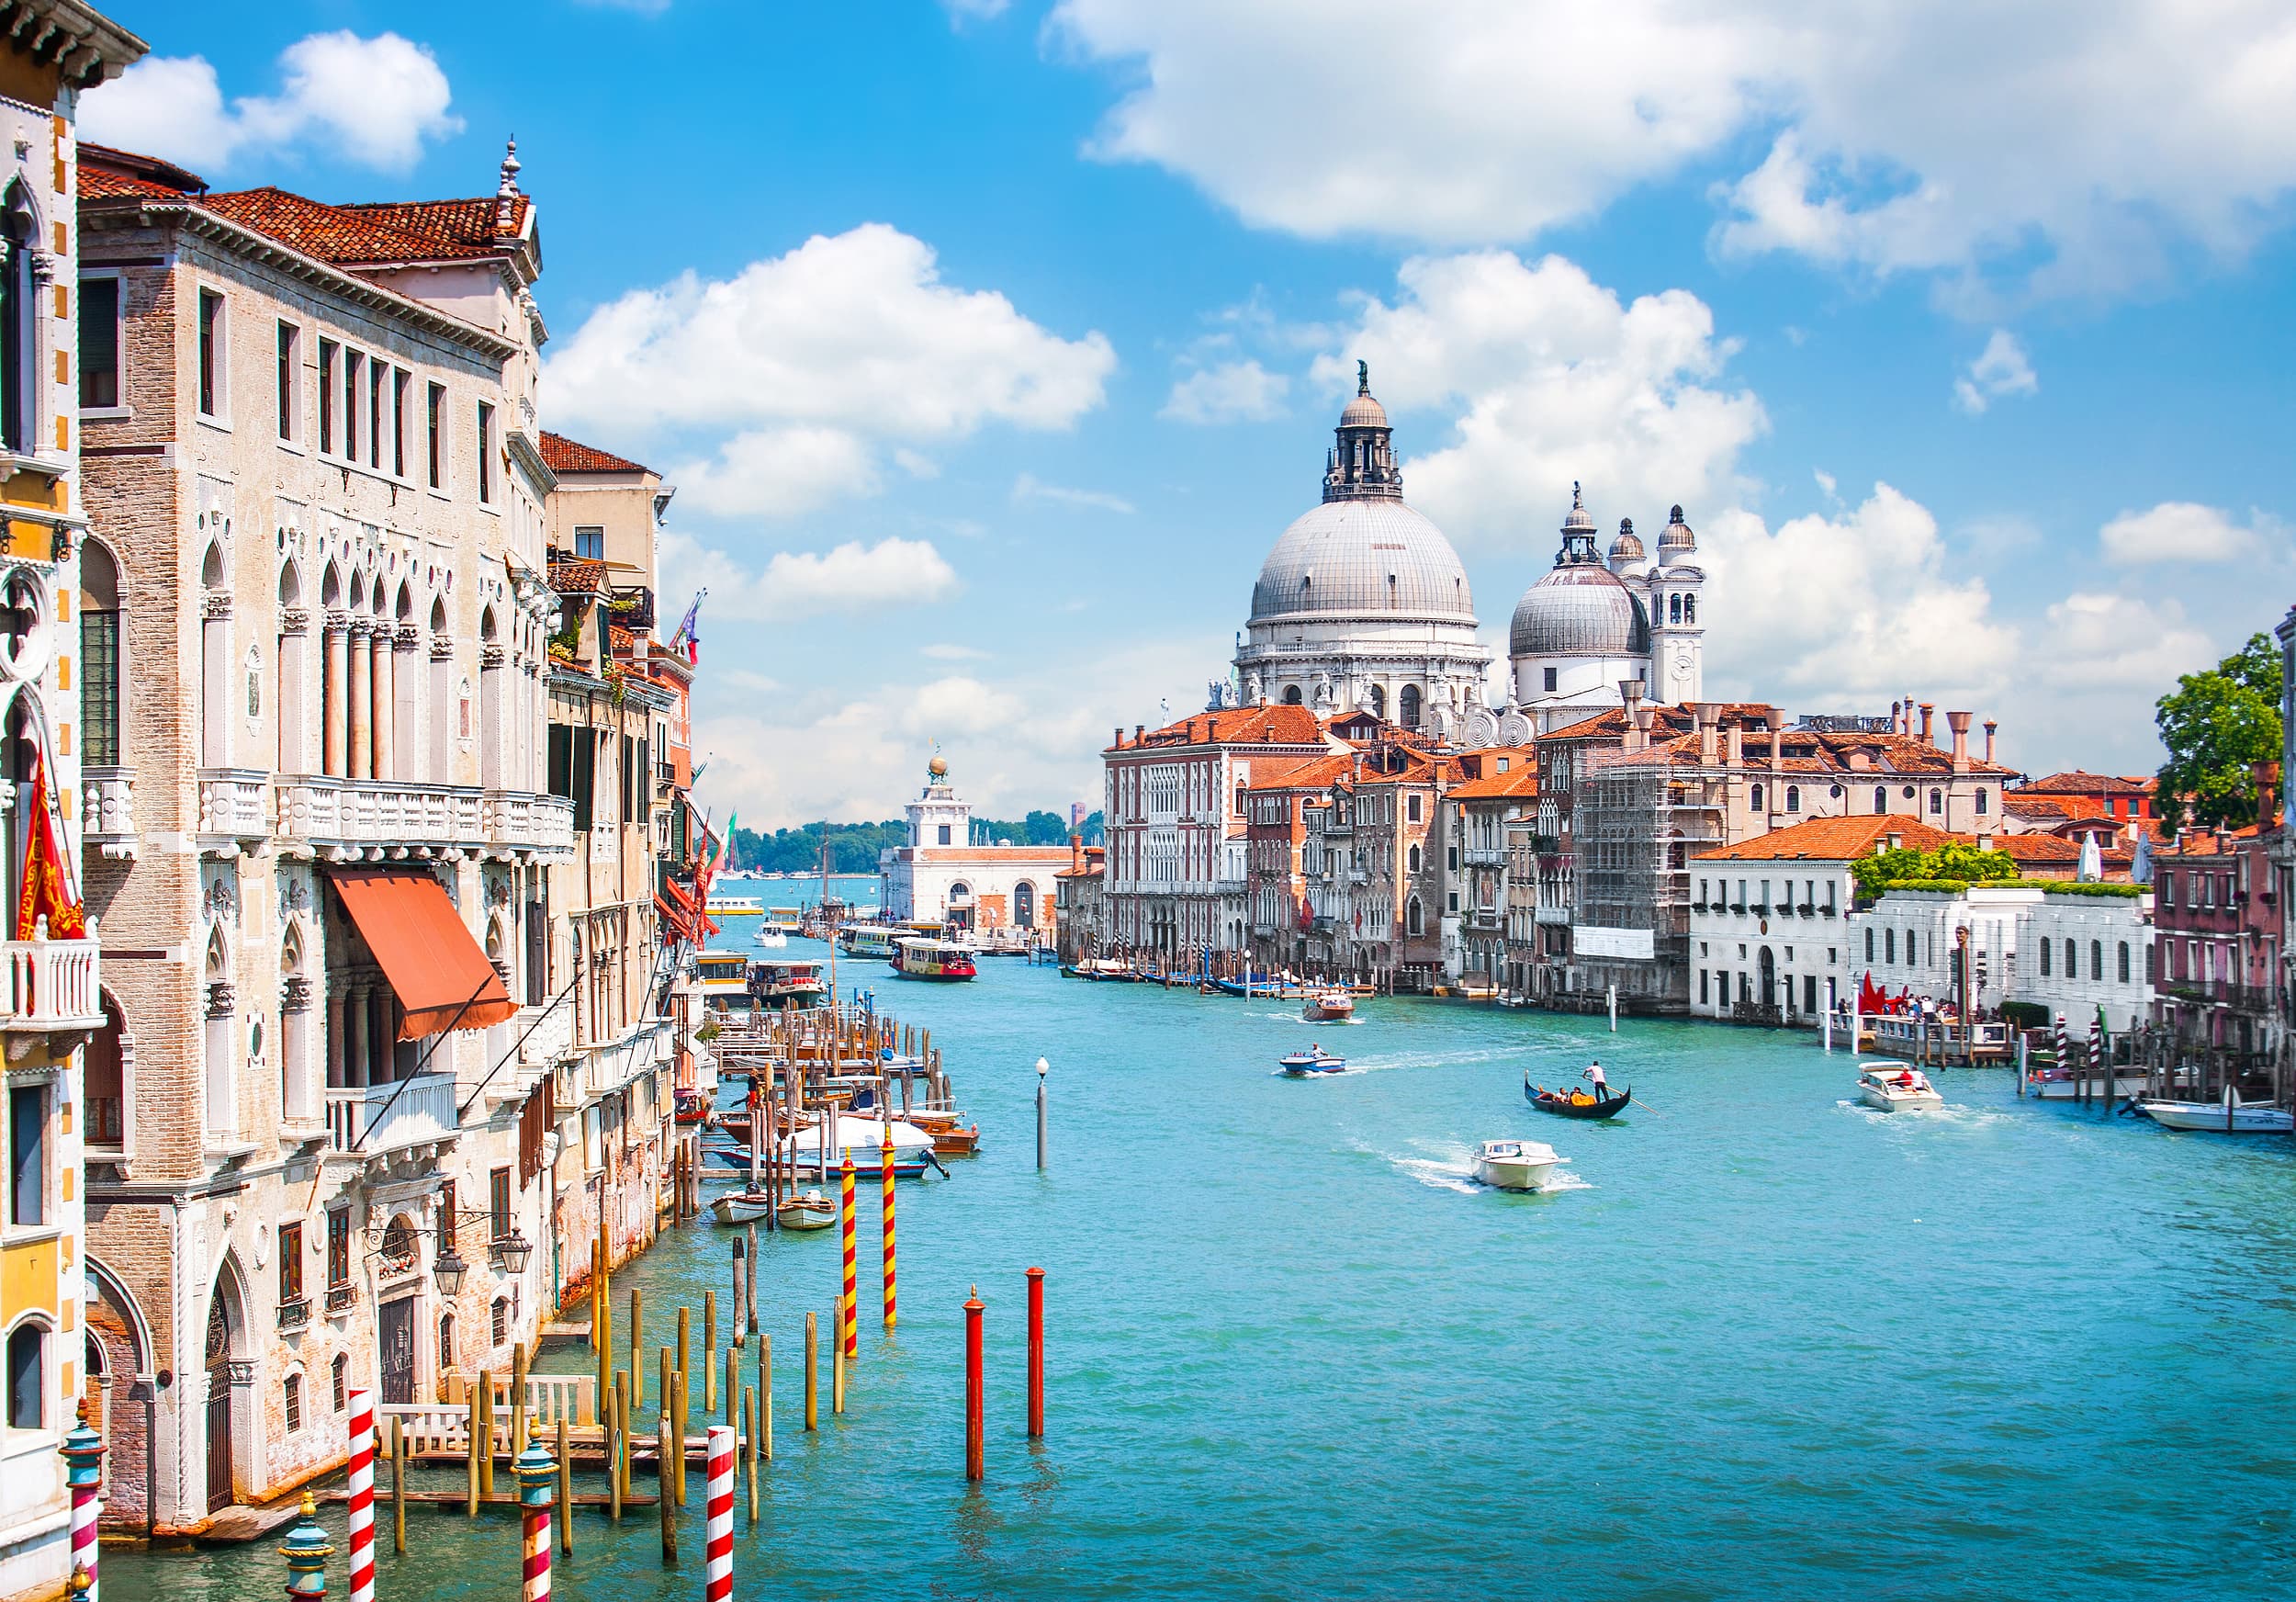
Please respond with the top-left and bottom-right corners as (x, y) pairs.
(279, 607), (310, 636)
(395, 625), (420, 650)
(281, 975), (312, 1014)
(430, 637), (454, 660)
(479, 644), (506, 669)
(201, 592), (232, 621)
(206, 981), (236, 1019)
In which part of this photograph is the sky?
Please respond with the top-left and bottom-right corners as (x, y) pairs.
(81, 0), (2296, 828)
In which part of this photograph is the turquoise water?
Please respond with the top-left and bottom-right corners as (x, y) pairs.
(108, 954), (2296, 1600)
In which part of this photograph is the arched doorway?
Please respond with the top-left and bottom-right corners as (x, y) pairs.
(1758, 946), (1777, 1010)
(203, 1265), (246, 1512)
(1366, 683), (1385, 719)
(1280, 685), (1302, 705)
(1399, 683), (1422, 728)
(1011, 882), (1036, 930)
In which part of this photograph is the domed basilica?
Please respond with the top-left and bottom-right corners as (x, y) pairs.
(1225, 367), (1705, 743)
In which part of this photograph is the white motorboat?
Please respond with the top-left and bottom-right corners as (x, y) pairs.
(710, 1190), (774, 1225)
(1302, 989), (1356, 1022)
(1857, 1064), (1943, 1111)
(1277, 1050), (1345, 1076)
(2136, 1091), (2296, 1134)
(776, 1190), (837, 1231)
(753, 926), (788, 948)
(1472, 1139), (1569, 1191)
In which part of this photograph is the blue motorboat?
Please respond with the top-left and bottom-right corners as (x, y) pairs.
(1277, 1051), (1346, 1076)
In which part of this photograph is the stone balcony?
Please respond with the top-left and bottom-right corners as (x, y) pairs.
(1463, 845), (1508, 866)
(197, 768), (272, 856)
(0, 929), (104, 1033)
(275, 777), (576, 861)
(83, 766), (137, 860)
(326, 1071), (458, 1159)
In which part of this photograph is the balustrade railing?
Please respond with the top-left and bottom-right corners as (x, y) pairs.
(197, 768), (271, 842)
(83, 766), (137, 857)
(325, 1072), (458, 1155)
(0, 931), (102, 1028)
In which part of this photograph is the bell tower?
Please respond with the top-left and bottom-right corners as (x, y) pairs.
(1646, 504), (1704, 705)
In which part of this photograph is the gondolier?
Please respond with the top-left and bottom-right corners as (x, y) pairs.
(1582, 1061), (1609, 1096)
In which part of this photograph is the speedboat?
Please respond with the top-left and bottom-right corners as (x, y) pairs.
(1277, 1051), (1345, 1076)
(710, 1190), (774, 1225)
(1857, 1064), (1943, 1111)
(753, 926), (788, 948)
(1303, 989), (1355, 1022)
(1472, 1139), (1569, 1191)
(2135, 1092), (2296, 1134)
(776, 1190), (837, 1231)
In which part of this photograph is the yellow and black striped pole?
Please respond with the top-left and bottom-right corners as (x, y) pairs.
(880, 1128), (897, 1329)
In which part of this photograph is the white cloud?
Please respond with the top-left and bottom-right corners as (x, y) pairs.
(942, 0), (1012, 20)
(1012, 473), (1135, 514)
(1315, 251), (1765, 542)
(670, 427), (880, 519)
(543, 224), (1113, 516)
(2033, 593), (2217, 692)
(920, 643), (990, 660)
(1699, 483), (2020, 708)
(658, 528), (959, 623)
(2099, 502), (2275, 565)
(81, 32), (461, 174)
(1952, 330), (2038, 414)
(1161, 360), (1289, 423)
(1048, 0), (2296, 298)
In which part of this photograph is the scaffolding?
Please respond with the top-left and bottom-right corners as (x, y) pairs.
(1571, 750), (1728, 1010)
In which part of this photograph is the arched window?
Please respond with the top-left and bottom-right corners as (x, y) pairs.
(1367, 683), (1385, 718)
(1281, 685), (1303, 705)
(6, 1321), (44, 1427)
(284, 1372), (303, 1434)
(1874, 786), (1888, 813)
(1405, 897), (1423, 935)
(1975, 789), (1988, 814)
(332, 1351), (348, 1412)
(2065, 939), (2077, 979)
(2118, 942), (2131, 983)
(2091, 940), (2103, 979)
(1864, 927), (1874, 962)
(1669, 593), (1683, 624)
(200, 542), (230, 766)
(438, 1314), (456, 1374)
(1750, 784), (1763, 812)
(1407, 844), (1422, 874)
(0, 180), (39, 454)
(2040, 939), (2051, 976)
(1683, 594), (1695, 624)
(490, 1298), (509, 1348)
(81, 540), (122, 767)
(1784, 785), (1800, 813)
(1885, 928), (1895, 964)
(2144, 943), (2155, 983)
(1929, 788), (1942, 815)
(1400, 684), (1421, 728)
(1012, 882), (1036, 929)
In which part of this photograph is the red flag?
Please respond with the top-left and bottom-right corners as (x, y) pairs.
(16, 753), (84, 940)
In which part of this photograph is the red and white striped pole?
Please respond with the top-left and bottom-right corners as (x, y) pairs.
(514, 1441), (556, 1602)
(702, 1426), (735, 1602)
(60, 1401), (103, 1602)
(344, 1389), (375, 1602)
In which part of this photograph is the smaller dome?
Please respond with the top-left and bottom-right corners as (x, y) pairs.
(1339, 390), (1389, 428)
(1510, 564), (1651, 659)
(1608, 518), (1644, 563)
(1658, 503), (1695, 557)
(1561, 480), (1597, 536)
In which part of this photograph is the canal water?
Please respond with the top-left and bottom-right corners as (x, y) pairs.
(111, 947), (2296, 1600)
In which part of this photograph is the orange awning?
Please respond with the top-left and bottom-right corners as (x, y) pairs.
(329, 867), (518, 1039)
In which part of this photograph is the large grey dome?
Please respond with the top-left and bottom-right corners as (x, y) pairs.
(1249, 499), (1476, 625)
(1510, 563), (1650, 657)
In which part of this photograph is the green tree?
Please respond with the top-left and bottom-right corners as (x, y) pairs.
(2155, 631), (2283, 832)
(1850, 842), (2019, 897)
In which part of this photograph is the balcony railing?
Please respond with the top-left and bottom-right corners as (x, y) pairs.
(0, 931), (102, 1030)
(276, 1298), (311, 1333)
(197, 768), (271, 851)
(484, 790), (577, 856)
(280, 776), (483, 852)
(1463, 846), (1507, 866)
(83, 766), (137, 859)
(326, 1071), (458, 1156)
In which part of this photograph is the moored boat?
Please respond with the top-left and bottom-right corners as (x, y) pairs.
(748, 957), (828, 1010)
(892, 937), (976, 981)
(776, 1190), (837, 1231)
(710, 1190), (774, 1225)
(838, 924), (903, 960)
(1472, 1138), (1569, 1191)
(1303, 989), (1355, 1022)
(2135, 1091), (2296, 1134)
(1856, 1064), (1943, 1112)
(753, 926), (788, 948)
(695, 950), (750, 1011)
(1525, 1076), (1632, 1119)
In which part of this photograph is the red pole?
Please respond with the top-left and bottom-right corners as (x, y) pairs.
(963, 1285), (985, 1482)
(1025, 1268), (1044, 1438)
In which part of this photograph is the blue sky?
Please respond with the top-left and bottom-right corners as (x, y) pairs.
(84, 1), (2296, 826)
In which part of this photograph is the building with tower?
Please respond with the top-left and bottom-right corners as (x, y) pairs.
(879, 756), (1072, 937)
(1231, 366), (1492, 739)
(1506, 489), (1704, 734)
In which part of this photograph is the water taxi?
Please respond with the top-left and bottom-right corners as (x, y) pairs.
(1472, 1139), (1569, 1191)
(891, 937), (976, 982)
(748, 957), (827, 1010)
(2134, 1090), (2296, 1134)
(706, 894), (763, 918)
(838, 924), (903, 960)
(1303, 989), (1355, 1022)
(1857, 1064), (1943, 1111)
(753, 926), (788, 949)
(695, 951), (750, 1011)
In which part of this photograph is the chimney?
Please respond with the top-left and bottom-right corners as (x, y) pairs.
(1983, 719), (1998, 764)
(1890, 699), (1902, 734)
(1135, 724), (1145, 746)
(1632, 705), (1656, 751)
(1919, 703), (1935, 743)
(1114, 725), (1124, 750)
(1887, 831), (1904, 852)
(1726, 723), (1743, 771)
(1070, 833), (1083, 872)
(1946, 711), (1971, 773)
(1620, 678), (1645, 712)
(1696, 703), (1719, 766)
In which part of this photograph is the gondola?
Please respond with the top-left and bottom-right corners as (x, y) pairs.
(1525, 1076), (1631, 1119)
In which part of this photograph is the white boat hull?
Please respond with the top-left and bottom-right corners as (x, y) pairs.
(1859, 1084), (1944, 1112)
(710, 1192), (773, 1224)
(2136, 1100), (2295, 1134)
(1474, 1153), (1567, 1190)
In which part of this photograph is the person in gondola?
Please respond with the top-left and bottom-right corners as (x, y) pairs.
(1582, 1060), (1609, 1100)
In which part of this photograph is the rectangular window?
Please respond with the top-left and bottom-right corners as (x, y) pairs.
(81, 606), (118, 766)
(938, 824), (951, 846)
(570, 729), (595, 833)
(79, 276), (119, 408)
(343, 351), (363, 463)
(279, 1222), (303, 1304)
(318, 340), (336, 452)
(197, 288), (225, 416)
(574, 525), (604, 560)
(477, 400), (495, 502)
(546, 724), (572, 802)
(426, 382), (445, 488)
(7, 1085), (44, 1225)
(439, 1180), (456, 1253)
(326, 1209), (350, 1289)
(275, 321), (298, 440)
(490, 1167), (512, 1241)
(1543, 667), (1558, 693)
(636, 739), (649, 828)
(391, 369), (409, 477)
(368, 360), (384, 468)
(284, 1374), (302, 1434)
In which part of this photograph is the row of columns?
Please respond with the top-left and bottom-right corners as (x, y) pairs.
(325, 987), (405, 1090)
(321, 615), (431, 784)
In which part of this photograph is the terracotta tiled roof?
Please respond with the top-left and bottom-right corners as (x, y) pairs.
(2019, 771), (2154, 796)
(334, 196), (531, 258)
(548, 555), (606, 594)
(1117, 705), (1329, 750)
(78, 142), (204, 197)
(1246, 753), (1356, 792)
(1448, 765), (1542, 801)
(2002, 793), (2074, 819)
(1694, 816), (1960, 862)
(82, 164), (188, 200)
(541, 431), (652, 475)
